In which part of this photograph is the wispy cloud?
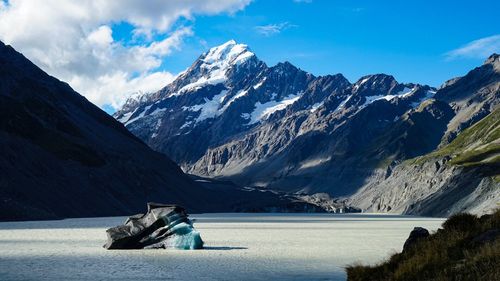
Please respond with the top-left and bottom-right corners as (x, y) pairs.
(446, 34), (500, 60)
(293, 0), (312, 3)
(255, 22), (296, 37)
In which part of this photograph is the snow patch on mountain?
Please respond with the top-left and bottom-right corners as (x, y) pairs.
(151, 119), (162, 138)
(149, 107), (167, 116)
(202, 40), (254, 66)
(411, 90), (437, 108)
(222, 89), (249, 110)
(353, 77), (371, 91)
(176, 75), (226, 95)
(241, 113), (251, 119)
(361, 86), (417, 108)
(183, 90), (229, 123)
(253, 78), (267, 89)
(117, 110), (134, 123)
(125, 105), (152, 125)
(310, 102), (323, 112)
(335, 95), (353, 112)
(299, 157), (332, 170)
(126, 91), (152, 105)
(249, 92), (303, 124)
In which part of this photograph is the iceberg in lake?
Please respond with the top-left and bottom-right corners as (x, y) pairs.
(104, 203), (203, 250)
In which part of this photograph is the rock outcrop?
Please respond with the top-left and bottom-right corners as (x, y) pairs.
(402, 227), (430, 252)
(105, 203), (203, 250)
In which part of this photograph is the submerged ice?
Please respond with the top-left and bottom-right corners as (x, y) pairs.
(149, 222), (204, 250)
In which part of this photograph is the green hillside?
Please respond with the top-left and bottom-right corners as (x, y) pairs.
(410, 107), (500, 179)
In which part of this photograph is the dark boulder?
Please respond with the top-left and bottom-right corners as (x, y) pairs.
(104, 203), (203, 250)
(403, 227), (430, 252)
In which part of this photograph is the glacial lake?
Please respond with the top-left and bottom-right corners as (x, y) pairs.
(0, 213), (444, 281)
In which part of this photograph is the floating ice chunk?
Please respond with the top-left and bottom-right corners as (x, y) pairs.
(104, 203), (204, 250)
(150, 222), (204, 250)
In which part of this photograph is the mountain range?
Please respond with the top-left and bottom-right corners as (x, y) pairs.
(115, 40), (499, 216)
(0, 39), (497, 220)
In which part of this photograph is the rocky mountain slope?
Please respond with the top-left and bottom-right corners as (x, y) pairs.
(116, 40), (499, 216)
(0, 40), (223, 220)
(350, 106), (499, 217)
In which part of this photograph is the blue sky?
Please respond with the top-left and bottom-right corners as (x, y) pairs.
(133, 0), (500, 86)
(1, 0), (498, 113)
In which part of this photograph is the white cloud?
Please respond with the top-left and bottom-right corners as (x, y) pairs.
(446, 34), (500, 60)
(293, 0), (312, 3)
(0, 0), (250, 109)
(255, 22), (296, 37)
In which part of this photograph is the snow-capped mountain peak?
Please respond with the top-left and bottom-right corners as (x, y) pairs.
(201, 39), (254, 66)
(167, 40), (258, 97)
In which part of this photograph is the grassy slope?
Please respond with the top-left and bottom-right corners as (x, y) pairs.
(409, 107), (500, 180)
(346, 210), (500, 281)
